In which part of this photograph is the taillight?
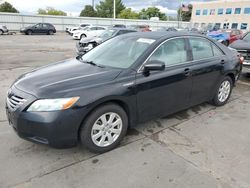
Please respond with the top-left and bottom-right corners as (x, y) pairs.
(239, 54), (244, 64)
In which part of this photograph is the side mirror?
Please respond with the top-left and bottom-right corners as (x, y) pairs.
(143, 60), (165, 72)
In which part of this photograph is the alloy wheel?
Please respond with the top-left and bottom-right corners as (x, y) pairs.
(91, 112), (123, 147)
(218, 80), (231, 103)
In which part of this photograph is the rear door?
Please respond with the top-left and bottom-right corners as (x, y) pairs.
(187, 37), (225, 106)
(136, 38), (193, 122)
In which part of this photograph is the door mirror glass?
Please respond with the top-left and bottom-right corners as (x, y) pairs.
(143, 60), (165, 72)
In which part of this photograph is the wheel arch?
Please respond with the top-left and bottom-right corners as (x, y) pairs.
(225, 72), (236, 85)
(77, 98), (134, 141)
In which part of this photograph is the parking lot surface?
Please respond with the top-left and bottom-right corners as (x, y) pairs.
(1, 33), (250, 188)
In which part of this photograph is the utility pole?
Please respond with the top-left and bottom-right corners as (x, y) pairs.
(113, 0), (116, 19)
(92, 0), (94, 8)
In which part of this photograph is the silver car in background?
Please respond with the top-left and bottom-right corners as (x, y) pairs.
(0, 25), (8, 35)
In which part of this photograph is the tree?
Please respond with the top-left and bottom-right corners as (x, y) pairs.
(80, 5), (97, 17)
(96, 0), (125, 18)
(37, 7), (67, 16)
(139, 7), (166, 21)
(178, 4), (192, 22)
(0, 2), (19, 13)
(118, 8), (139, 19)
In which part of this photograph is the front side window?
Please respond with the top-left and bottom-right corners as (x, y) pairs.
(196, 10), (201, 15)
(244, 8), (250, 14)
(218, 8), (223, 15)
(189, 38), (213, 60)
(235, 8), (241, 14)
(241, 23), (248, 30)
(81, 36), (154, 69)
(149, 38), (188, 66)
(226, 8), (232, 14)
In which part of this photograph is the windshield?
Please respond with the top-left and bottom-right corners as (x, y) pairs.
(80, 36), (155, 69)
(243, 32), (250, 41)
(100, 29), (116, 41)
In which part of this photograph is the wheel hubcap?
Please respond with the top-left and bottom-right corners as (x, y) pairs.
(218, 80), (231, 103)
(91, 112), (123, 147)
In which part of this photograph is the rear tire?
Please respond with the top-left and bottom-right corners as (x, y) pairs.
(26, 30), (32, 35)
(80, 103), (128, 153)
(222, 40), (229, 46)
(48, 30), (54, 35)
(211, 76), (233, 106)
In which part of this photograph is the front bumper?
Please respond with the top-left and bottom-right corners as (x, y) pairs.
(6, 86), (86, 148)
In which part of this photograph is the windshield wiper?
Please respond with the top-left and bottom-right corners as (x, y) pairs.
(77, 57), (105, 68)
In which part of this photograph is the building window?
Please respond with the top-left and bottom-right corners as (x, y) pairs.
(223, 23), (230, 29)
(214, 23), (221, 30)
(202, 9), (208, 15)
(235, 8), (241, 14)
(218, 8), (223, 15)
(231, 23), (238, 29)
(210, 9), (215, 15)
(226, 8), (232, 14)
(196, 10), (201, 15)
(241, 23), (248, 30)
(244, 8), (250, 14)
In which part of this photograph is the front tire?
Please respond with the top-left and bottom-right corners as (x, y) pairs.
(80, 103), (128, 153)
(0, 29), (3, 35)
(211, 76), (233, 106)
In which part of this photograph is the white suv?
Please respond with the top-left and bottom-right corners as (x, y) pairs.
(72, 26), (106, 40)
(0, 25), (8, 35)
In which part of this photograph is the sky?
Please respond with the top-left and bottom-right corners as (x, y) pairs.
(2, 0), (215, 16)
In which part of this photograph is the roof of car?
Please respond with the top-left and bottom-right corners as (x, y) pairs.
(123, 31), (206, 40)
(109, 27), (136, 31)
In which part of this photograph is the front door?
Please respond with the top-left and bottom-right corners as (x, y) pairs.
(135, 38), (193, 122)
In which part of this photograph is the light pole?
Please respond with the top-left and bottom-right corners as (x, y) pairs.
(113, 0), (116, 19)
(92, 0), (94, 8)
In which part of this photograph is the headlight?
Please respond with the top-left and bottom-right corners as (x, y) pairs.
(218, 39), (223, 43)
(228, 46), (236, 51)
(27, 97), (79, 112)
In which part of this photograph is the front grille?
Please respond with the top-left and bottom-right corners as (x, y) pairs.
(7, 95), (26, 111)
(237, 50), (250, 60)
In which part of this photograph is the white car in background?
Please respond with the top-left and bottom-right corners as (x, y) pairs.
(66, 23), (91, 35)
(72, 26), (106, 40)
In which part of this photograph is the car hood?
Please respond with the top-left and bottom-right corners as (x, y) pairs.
(13, 58), (122, 98)
(80, 36), (102, 44)
(230, 40), (250, 50)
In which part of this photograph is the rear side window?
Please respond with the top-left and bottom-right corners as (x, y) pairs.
(189, 38), (213, 60)
(149, 38), (188, 66)
(212, 44), (224, 56)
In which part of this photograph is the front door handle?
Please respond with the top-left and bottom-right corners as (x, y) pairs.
(184, 68), (191, 76)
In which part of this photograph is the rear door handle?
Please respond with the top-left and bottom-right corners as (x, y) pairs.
(184, 68), (191, 76)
